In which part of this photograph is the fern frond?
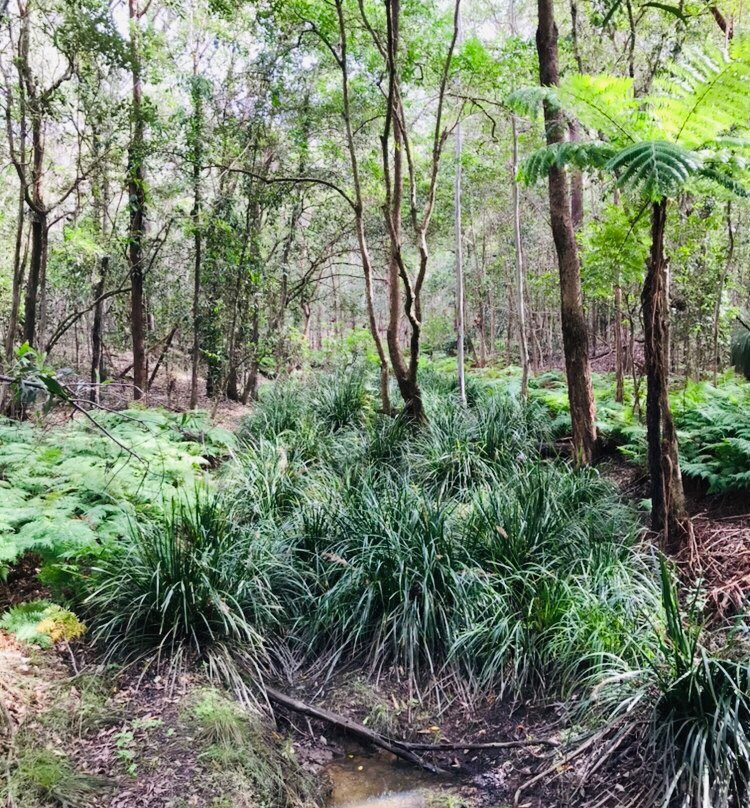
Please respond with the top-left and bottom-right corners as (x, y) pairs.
(651, 35), (750, 149)
(506, 85), (560, 120)
(606, 140), (701, 200)
(558, 74), (647, 142)
(696, 163), (750, 197)
(519, 141), (616, 184)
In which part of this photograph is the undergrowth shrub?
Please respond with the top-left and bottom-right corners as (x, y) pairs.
(453, 463), (655, 695)
(313, 367), (371, 431)
(296, 479), (488, 684)
(0, 409), (229, 581)
(84, 491), (292, 691)
(587, 559), (750, 808)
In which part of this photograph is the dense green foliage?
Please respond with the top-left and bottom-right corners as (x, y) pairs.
(0, 409), (234, 580)
(527, 370), (750, 493)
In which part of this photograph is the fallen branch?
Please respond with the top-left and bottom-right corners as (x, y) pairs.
(265, 686), (445, 774)
(401, 738), (559, 751)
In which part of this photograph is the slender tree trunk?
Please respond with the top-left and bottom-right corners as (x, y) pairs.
(23, 208), (46, 346)
(189, 72), (203, 409)
(511, 116), (530, 400)
(536, 0), (597, 463)
(6, 184), (26, 360)
(712, 201), (733, 384)
(454, 4), (466, 406)
(642, 199), (690, 546)
(614, 283), (624, 402)
(148, 324), (178, 390)
(128, 0), (147, 399)
(89, 255), (108, 403)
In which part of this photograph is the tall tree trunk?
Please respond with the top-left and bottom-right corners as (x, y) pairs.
(511, 116), (530, 400)
(6, 183), (26, 360)
(128, 0), (147, 400)
(89, 255), (108, 403)
(712, 201), (733, 384)
(189, 72), (203, 409)
(642, 199), (690, 546)
(23, 110), (47, 348)
(23, 209), (46, 347)
(614, 283), (624, 402)
(454, 3), (466, 407)
(536, 0), (597, 464)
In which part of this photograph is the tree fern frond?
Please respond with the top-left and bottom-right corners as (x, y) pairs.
(696, 163), (750, 197)
(506, 86), (560, 120)
(651, 35), (750, 149)
(606, 140), (701, 200)
(558, 74), (647, 142)
(518, 141), (616, 184)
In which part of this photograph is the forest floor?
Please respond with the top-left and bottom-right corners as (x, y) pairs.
(3, 376), (750, 808)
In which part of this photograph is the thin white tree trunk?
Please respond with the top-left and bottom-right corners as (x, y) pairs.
(511, 116), (530, 399)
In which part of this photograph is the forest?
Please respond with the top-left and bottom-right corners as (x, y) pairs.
(1, 0), (750, 806)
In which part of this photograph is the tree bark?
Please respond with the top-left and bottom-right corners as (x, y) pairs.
(642, 199), (690, 546)
(511, 116), (530, 400)
(614, 283), (624, 403)
(6, 179), (26, 361)
(128, 0), (147, 400)
(89, 255), (108, 403)
(189, 71), (203, 410)
(454, 3), (466, 407)
(536, 0), (598, 464)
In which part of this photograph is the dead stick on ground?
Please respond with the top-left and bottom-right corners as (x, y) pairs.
(401, 739), (559, 751)
(265, 685), (445, 773)
(265, 686), (558, 774)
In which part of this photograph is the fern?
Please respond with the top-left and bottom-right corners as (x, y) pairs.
(505, 85), (561, 119)
(606, 140), (701, 200)
(651, 36), (750, 149)
(558, 74), (647, 141)
(0, 409), (233, 578)
(519, 141), (616, 184)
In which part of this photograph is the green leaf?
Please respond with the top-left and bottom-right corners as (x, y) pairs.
(606, 140), (701, 200)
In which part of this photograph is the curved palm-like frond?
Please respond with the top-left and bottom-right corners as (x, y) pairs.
(506, 86), (560, 120)
(558, 74), (648, 143)
(518, 141), (616, 184)
(697, 162), (750, 198)
(606, 140), (701, 200)
(651, 35), (750, 149)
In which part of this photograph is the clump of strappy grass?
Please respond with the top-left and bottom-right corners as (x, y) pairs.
(84, 490), (294, 694)
(580, 558), (750, 808)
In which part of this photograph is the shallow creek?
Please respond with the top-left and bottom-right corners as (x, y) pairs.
(324, 749), (444, 808)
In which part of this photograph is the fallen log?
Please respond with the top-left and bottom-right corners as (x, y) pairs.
(265, 685), (445, 773)
(265, 686), (558, 774)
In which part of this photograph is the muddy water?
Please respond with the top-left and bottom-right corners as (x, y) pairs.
(324, 750), (440, 808)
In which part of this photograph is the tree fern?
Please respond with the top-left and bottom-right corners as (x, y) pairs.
(606, 140), (701, 199)
(651, 36), (750, 149)
(557, 74), (647, 141)
(519, 140), (616, 184)
(506, 85), (561, 119)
